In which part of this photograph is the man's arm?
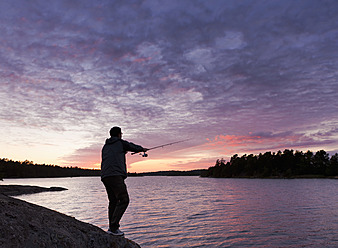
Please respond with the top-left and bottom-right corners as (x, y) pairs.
(121, 140), (148, 153)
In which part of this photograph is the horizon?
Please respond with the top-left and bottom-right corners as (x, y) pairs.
(2, 147), (336, 173)
(1, 0), (338, 173)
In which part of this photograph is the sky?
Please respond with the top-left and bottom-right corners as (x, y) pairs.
(1, 0), (338, 173)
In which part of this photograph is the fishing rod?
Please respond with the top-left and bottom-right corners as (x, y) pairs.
(131, 139), (190, 157)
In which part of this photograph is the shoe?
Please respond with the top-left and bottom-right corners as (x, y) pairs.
(107, 228), (124, 236)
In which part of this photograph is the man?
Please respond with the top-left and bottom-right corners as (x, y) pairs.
(101, 126), (148, 236)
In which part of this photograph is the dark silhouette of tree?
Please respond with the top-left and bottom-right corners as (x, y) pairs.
(203, 149), (338, 178)
(0, 158), (100, 178)
(327, 153), (338, 176)
(313, 150), (330, 175)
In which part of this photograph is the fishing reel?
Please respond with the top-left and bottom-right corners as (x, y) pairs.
(130, 151), (148, 157)
(140, 152), (148, 157)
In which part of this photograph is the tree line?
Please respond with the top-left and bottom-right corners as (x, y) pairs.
(129, 169), (206, 177)
(0, 158), (206, 179)
(202, 149), (338, 178)
(0, 158), (101, 179)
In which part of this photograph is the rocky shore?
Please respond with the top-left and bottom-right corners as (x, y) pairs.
(0, 185), (141, 248)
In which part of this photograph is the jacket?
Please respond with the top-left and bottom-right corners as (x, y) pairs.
(101, 137), (144, 179)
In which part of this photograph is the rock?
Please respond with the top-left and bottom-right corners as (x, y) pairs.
(0, 185), (141, 248)
(0, 185), (67, 196)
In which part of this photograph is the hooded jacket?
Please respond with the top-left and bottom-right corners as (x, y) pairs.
(101, 137), (144, 179)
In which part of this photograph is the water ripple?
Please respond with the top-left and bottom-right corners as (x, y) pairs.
(3, 177), (338, 248)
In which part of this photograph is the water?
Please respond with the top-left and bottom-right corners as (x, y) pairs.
(1, 177), (337, 247)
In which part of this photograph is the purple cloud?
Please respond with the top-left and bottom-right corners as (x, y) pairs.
(1, 0), (338, 169)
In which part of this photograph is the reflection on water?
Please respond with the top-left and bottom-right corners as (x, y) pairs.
(2, 177), (337, 247)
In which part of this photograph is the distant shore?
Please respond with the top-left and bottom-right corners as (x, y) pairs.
(0, 185), (141, 248)
(1, 158), (207, 179)
(200, 174), (338, 179)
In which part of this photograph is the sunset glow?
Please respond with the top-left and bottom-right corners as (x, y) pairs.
(1, 0), (337, 172)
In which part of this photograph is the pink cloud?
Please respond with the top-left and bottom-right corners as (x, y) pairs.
(211, 134), (264, 147)
(133, 57), (152, 63)
(205, 132), (326, 157)
(168, 157), (217, 171)
(59, 144), (101, 169)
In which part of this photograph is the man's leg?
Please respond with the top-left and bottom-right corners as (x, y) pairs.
(102, 176), (129, 232)
(111, 177), (129, 231)
(102, 177), (118, 231)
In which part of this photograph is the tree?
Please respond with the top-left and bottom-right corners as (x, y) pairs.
(327, 153), (338, 176)
(313, 150), (330, 174)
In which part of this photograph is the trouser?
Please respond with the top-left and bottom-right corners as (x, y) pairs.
(102, 176), (130, 231)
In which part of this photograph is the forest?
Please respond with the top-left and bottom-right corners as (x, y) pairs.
(0, 158), (205, 179)
(2, 149), (338, 179)
(202, 149), (338, 178)
(0, 158), (100, 179)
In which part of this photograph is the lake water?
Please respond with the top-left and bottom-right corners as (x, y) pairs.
(1, 177), (337, 247)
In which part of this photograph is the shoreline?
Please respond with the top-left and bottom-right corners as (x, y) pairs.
(0, 185), (141, 248)
(201, 175), (338, 179)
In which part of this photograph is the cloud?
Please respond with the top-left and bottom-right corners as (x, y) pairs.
(206, 130), (336, 156)
(1, 0), (338, 169)
(215, 31), (247, 50)
(60, 143), (102, 168)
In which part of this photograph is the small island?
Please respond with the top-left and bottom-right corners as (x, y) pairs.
(202, 149), (338, 178)
(0, 185), (140, 248)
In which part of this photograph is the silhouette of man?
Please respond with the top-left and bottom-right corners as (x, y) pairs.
(101, 126), (148, 236)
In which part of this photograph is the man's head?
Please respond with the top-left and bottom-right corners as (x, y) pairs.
(110, 126), (122, 138)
